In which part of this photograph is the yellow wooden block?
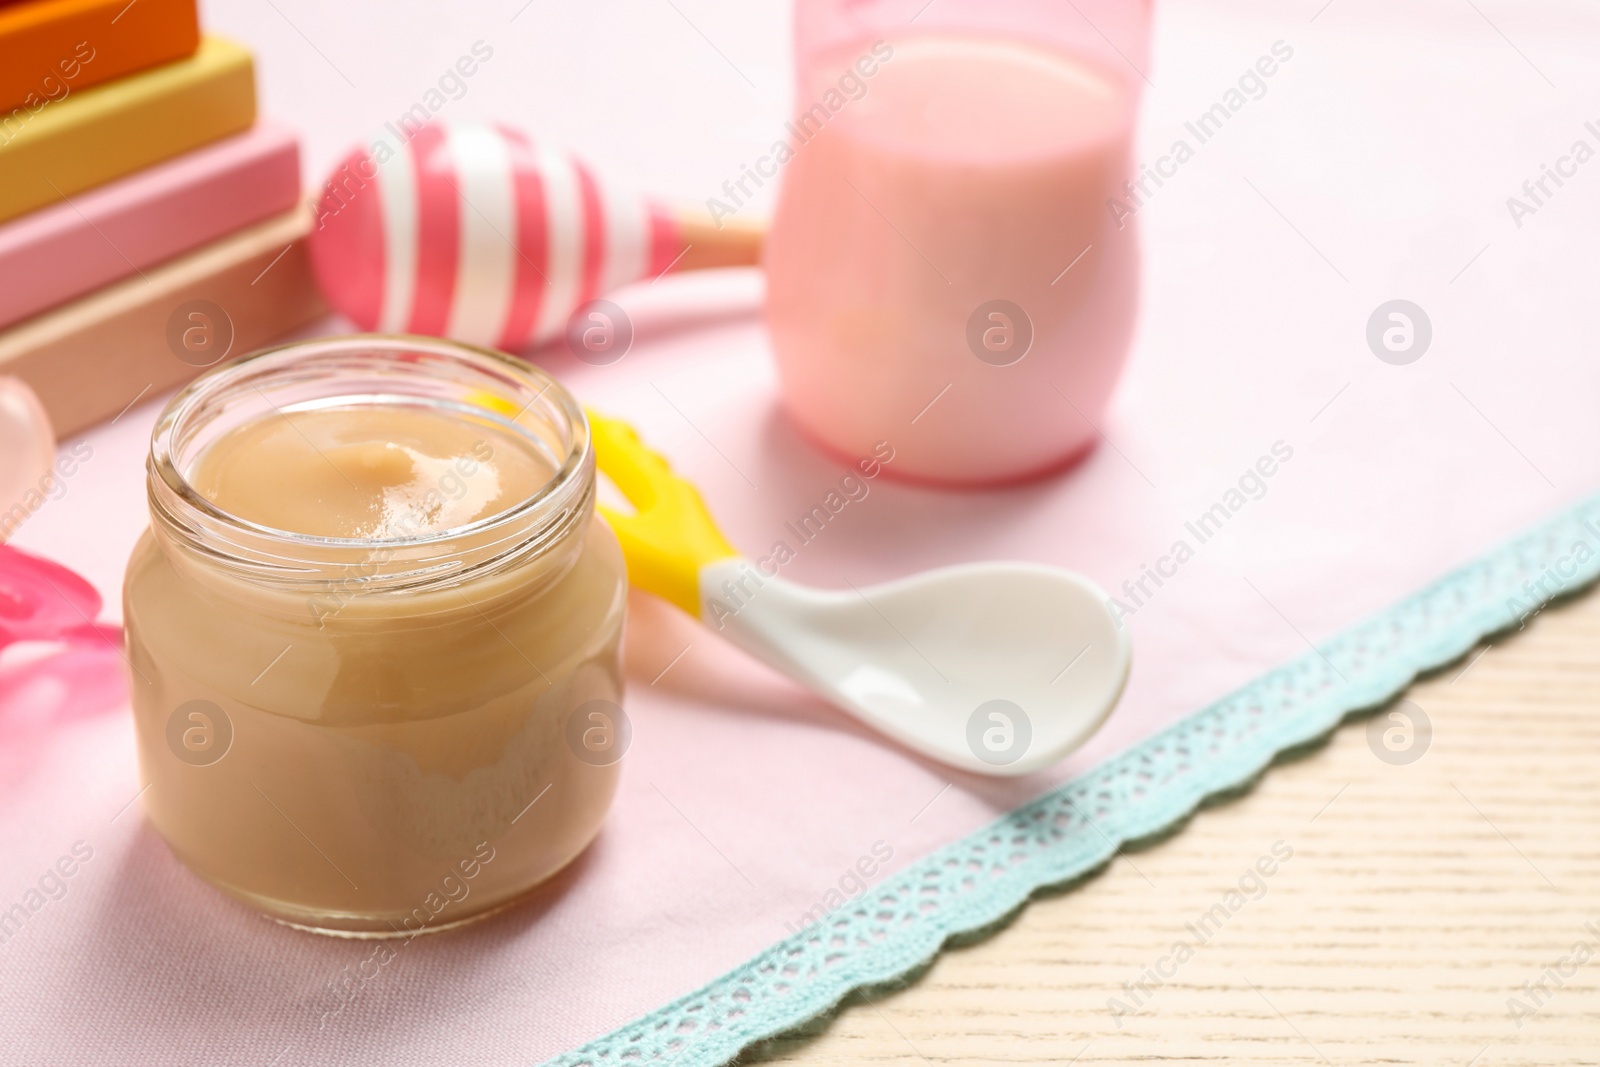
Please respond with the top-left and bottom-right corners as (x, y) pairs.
(0, 35), (255, 224)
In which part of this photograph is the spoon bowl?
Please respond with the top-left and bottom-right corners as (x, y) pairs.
(700, 558), (1129, 775)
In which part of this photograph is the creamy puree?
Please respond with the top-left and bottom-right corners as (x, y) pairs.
(126, 370), (626, 937)
(189, 406), (553, 539)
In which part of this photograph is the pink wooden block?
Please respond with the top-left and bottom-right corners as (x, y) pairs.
(0, 119), (302, 329)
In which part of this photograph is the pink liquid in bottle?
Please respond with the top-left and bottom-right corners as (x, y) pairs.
(765, 34), (1139, 486)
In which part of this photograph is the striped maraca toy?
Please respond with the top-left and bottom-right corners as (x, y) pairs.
(307, 123), (763, 352)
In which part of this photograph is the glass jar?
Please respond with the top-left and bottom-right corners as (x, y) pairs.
(124, 335), (627, 936)
(765, 0), (1152, 486)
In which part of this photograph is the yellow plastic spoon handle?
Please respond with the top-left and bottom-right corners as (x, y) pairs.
(587, 409), (739, 616)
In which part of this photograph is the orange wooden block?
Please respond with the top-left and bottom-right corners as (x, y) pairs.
(0, 0), (199, 116)
(0, 204), (327, 438)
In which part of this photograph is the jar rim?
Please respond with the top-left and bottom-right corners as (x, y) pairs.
(147, 333), (594, 594)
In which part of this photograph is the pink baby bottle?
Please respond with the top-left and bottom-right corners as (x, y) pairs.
(764, 0), (1151, 486)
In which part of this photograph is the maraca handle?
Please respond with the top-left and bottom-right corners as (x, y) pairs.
(667, 207), (765, 273)
(587, 410), (739, 615)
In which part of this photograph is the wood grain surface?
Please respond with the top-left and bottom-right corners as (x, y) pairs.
(747, 586), (1600, 1066)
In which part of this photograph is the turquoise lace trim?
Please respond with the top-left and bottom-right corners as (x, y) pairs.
(541, 494), (1600, 1067)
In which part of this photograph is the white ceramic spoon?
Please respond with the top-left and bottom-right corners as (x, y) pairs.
(589, 412), (1131, 777)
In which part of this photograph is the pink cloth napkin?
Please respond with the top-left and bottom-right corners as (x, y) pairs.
(4, 1), (1598, 1064)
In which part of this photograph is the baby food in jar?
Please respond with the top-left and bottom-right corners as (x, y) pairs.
(124, 335), (626, 936)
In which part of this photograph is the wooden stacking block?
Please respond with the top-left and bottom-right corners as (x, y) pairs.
(0, 0), (200, 114)
(0, 35), (255, 225)
(0, 205), (327, 438)
(0, 120), (301, 329)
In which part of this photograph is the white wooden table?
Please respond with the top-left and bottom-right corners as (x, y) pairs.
(754, 587), (1600, 1066)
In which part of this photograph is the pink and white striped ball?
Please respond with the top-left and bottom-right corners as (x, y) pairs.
(307, 123), (681, 351)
